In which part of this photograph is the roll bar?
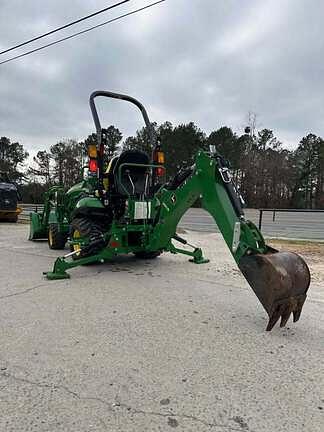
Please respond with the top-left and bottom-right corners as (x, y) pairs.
(89, 90), (156, 149)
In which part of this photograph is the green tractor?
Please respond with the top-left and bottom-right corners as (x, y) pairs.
(29, 90), (311, 331)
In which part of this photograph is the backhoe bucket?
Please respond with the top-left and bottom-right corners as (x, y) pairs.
(238, 251), (310, 331)
(29, 212), (47, 240)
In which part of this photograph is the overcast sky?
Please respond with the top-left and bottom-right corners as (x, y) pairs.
(0, 0), (323, 157)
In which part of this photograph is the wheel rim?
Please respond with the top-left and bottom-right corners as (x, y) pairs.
(48, 229), (53, 246)
(73, 230), (81, 256)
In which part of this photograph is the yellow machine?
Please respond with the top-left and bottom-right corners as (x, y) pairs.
(0, 173), (22, 222)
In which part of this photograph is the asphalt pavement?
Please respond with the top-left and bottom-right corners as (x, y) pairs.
(0, 224), (323, 431)
(179, 208), (324, 240)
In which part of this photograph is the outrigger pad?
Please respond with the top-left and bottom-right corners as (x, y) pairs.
(238, 251), (310, 331)
(43, 271), (70, 280)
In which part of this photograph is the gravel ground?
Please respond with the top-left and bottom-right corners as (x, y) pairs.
(0, 224), (323, 432)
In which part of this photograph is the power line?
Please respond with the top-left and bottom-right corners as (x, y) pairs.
(0, 0), (132, 56)
(0, 1), (166, 66)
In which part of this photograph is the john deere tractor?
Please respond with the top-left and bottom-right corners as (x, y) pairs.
(29, 90), (311, 331)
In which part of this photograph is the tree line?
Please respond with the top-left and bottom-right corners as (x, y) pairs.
(1, 122), (323, 209)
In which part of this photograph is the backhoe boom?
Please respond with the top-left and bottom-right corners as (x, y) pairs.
(151, 151), (267, 262)
(151, 150), (310, 331)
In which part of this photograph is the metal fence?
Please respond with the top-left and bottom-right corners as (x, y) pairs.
(258, 208), (324, 230)
(19, 203), (44, 222)
(18, 204), (324, 231)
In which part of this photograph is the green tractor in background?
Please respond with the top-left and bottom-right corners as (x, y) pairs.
(29, 90), (310, 331)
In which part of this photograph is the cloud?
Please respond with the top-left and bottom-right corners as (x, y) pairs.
(0, 0), (323, 154)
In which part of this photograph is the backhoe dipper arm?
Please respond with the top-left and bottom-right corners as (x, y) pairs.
(152, 150), (310, 331)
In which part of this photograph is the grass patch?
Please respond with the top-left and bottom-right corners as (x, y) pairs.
(266, 238), (324, 256)
(266, 238), (324, 246)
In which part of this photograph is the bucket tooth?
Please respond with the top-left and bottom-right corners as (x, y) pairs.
(239, 251), (310, 331)
(266, 302), (286, 331)
(279, 304), (293, 328)
(294, 295), (306, 322)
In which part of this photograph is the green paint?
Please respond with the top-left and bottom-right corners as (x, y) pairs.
(75, 196), (104, 209)
(40, 150), (270, 279)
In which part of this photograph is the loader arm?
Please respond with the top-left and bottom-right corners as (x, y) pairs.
(41, 187), (66, 226)
(151, 150), (310, 330)
(29, 186), (66, 240)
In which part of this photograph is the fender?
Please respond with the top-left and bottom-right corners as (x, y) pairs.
(75, 196), (104, 209)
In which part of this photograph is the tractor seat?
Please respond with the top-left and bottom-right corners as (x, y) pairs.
(111, 150), (150, 196)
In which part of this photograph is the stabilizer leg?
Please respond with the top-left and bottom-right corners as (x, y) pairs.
(44, 257), (71, 280)
(168, 239), (209, 264)
(44, 252), (106, 280)
(189, 248), (210, 264)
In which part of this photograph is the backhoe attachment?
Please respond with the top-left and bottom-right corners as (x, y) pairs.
(239, 250), (310, 331)
(151, 149), (311, 331)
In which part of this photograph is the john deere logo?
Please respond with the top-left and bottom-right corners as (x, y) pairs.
(171, 194), (176, 204)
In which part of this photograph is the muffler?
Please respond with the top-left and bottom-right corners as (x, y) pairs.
(238, 250), (310, 331)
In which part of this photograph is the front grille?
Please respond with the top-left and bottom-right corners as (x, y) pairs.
(0, 190), (17, 210)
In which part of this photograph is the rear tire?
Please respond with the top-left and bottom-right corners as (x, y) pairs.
(48, 223), (67, 249)
(134, 251), (162, 259)
(70, 217), (105, 259)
